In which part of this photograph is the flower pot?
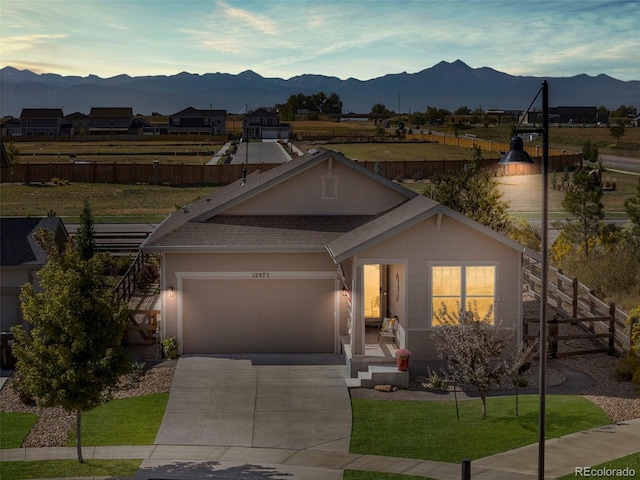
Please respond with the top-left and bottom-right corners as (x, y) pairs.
(396, 357), (409, 371)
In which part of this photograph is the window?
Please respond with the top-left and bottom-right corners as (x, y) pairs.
(431, 265), (495, 325)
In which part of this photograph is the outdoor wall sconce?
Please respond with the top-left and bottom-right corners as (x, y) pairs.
(168, 286), (174, 297)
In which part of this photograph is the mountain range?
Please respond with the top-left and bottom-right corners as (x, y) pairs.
(1, 60), (638, 117)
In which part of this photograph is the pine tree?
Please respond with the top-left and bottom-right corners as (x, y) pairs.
(561, 170), (604, 257)
(75, 199), (96, 260)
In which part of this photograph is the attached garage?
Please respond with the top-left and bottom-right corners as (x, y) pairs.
(179, 275), (336, 354)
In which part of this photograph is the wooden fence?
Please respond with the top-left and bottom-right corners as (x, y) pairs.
(523, 257), (630, 357)
(122, 309), (160, 346)
(1, 153), (580, 186)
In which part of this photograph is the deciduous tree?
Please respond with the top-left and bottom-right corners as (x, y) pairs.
(12, 229), (129, 462)
(432, 304), (535, 419)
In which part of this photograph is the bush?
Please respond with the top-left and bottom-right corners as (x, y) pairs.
(632, 368), (640, 385)
(616, 354), (639, 381)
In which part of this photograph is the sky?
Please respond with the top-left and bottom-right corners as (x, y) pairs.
(1, 0), (639, 81)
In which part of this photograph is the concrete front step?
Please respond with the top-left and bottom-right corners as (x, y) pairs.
(345, 365), (409, 389)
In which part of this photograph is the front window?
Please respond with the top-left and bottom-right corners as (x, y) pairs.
(431, 265), (495, 325)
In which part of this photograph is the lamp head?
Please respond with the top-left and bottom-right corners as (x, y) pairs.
(498, 135), (536, 165)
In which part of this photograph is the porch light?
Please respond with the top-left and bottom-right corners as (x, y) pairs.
(168, 286), (174, 297)
(498, 80), (549, 480)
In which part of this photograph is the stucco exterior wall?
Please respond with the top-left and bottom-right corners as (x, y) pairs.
(353, 214), (522, 364)
(225, 159), (408, 216)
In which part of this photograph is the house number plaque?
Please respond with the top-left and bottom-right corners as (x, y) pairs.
(252, 272), (270, 278)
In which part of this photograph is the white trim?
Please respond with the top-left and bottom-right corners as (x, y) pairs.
(427, 261), (500, 328)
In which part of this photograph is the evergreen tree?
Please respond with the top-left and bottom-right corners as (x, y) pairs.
(12, 229), (128, 462)
(428, 147), (512, 235)
(561, 170), (604, 257)
(75, 199), (96, 260)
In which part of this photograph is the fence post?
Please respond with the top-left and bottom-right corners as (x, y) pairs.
(572, 278), (579, 319)
(549, 317), (558, 358)
(608, 303), (616, 356)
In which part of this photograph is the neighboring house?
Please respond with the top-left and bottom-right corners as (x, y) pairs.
(142, 150), (536, 375)
(63, 112), (90, 135)
(243, 108), (290, 140)
(168, 107), (227, 135)
(1, 117), (22, 136)
(89, 107), (134, 134)
(0, 217), (69, 331)
(20, 108), (64, 136)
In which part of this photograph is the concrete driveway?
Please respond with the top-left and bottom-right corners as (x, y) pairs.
(155, 354), (352, 452)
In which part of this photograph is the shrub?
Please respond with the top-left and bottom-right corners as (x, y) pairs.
(632, 368), (640, 385)
(616, 354), (638, 381)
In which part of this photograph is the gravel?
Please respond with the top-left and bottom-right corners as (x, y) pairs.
(0, 362), (176, 448)
(2, 311), (639, 447)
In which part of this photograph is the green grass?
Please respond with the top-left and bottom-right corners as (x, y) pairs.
(344, 471), (435, 480)
(0, 459), (141, 480)
(65, 393), (168, 446)
(558, 452), (640, 479)
(350, 395), (610, 463)
(0, 412), (39, 449)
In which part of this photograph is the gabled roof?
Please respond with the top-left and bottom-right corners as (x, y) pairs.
(0, 217), (69, 266)
(20, 108), (64, 118)
(171, 107), (227, 117)
(244, 108), (278, 118)
(326, 195), (541, 263)
(89, 107), (133, 119)
(64, 112), (89, 120)
(141, 150), (416, 251)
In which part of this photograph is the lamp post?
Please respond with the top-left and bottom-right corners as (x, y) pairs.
(498, 80), (549, 480)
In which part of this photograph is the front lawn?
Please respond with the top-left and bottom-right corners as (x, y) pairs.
(0, 459), (141, 480)
(558, 452), (640, 479)
(65, 393), (168, 446)
(350, 395), (610, 463)
(0, 412), (39, 449)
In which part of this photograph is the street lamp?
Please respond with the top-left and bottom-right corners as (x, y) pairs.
(498, 80), (549, 480)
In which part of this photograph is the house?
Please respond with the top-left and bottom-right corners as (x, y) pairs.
(89, 107), (134, 134)
(20, 108), (64, 136)
(168, 107), (227, 135)
(63, 112), (90, 135)
(141, 150), (535, 375)
(1, 117), (22, 136)
(0, 217), (69, 332)
(243, 108), (290, 140)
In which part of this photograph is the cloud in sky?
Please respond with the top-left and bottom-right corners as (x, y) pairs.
(1, 0), (638, 81)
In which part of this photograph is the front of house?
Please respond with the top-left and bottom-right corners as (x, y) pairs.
(142, 150), (535, 373)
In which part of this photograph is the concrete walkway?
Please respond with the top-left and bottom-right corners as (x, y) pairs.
(2, 353), (639, 479)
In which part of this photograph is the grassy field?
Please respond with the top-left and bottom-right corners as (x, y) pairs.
(0, 412), (39, 449)
(0, 182), (216, 221)
(0, 459), (141, 480)
(350, 395), (610, 463)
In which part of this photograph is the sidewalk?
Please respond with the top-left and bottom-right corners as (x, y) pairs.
(3, 419), (639, 480)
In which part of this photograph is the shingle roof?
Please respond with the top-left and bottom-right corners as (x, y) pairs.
(142, 150), (415, 251)
(0, 217), (68, 266)
(326, 195), (541, 263)
(89, 107), (133, 119)
(143, 215), (376, 250)
(20, 108), (64, 118)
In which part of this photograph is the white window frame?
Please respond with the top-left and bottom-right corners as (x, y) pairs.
(428, 262), (497, 326)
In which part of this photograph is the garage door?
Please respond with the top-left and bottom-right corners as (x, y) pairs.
(181, 278), (335, 354)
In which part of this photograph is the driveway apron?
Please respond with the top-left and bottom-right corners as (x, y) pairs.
(154, 354), (352, 452)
